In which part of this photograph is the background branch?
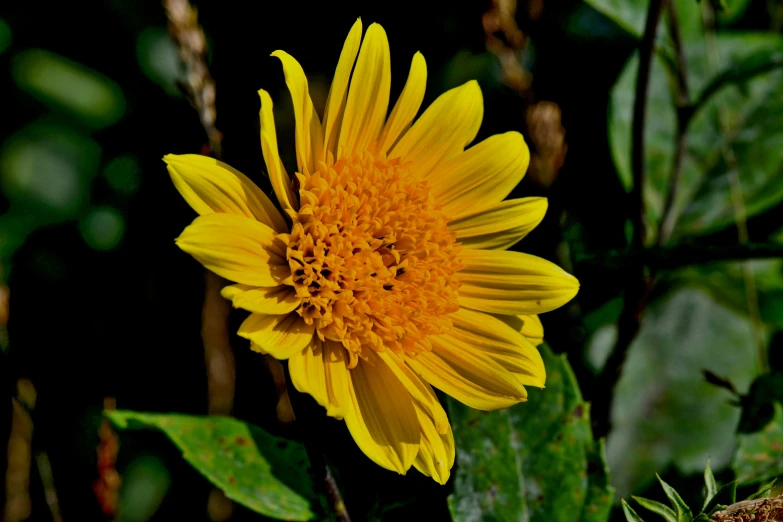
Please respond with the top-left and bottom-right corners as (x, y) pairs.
(592, 0), (667, 439)
(658, 2), (690, 244)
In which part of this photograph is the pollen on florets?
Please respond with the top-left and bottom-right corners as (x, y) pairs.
(283, 152), (463, 367)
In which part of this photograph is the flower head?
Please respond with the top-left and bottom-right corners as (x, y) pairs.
(165, 19), (579, 484)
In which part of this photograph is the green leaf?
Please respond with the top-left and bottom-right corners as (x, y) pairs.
(657, 475), (693, 522)
(747, 478), (777, 500)
(609, 33), (783, 240)
(622, 499), (647, 522)
(717, 0), (752, 25)
(701, 480), (737, 515)
(447, 345), (612, 521)
(632, 496), (677, 522)
(106, 410), (315, 521)
(702, 458), (718, 511)
(668, 260), (783, 329)
(732, 402), (783, 485)
(581, 440), (615, 522)
(600, 288), (759, 497)
(582, 0), (745, 39)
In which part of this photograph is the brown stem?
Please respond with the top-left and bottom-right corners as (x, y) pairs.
(163, 0), (222, 158)
(4, 381), (35, 522)
(163, 2), (236, 517)
(592, 0), (667, 439)
(163, 0), (235, 416)
(658, 3), (690, 244)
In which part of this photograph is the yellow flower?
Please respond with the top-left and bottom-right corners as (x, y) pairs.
(164, 19), (578, 484)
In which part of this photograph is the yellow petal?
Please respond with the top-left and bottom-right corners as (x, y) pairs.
(221, 284), (301, 315)
(520, 315), (544, 346)
(322, 19), (363, 158)
(429, 131), (530, 216)
(449, 308), (545, 388)
(412, 403), (454, 485)
(270, 51), (324, 175)
(175, 213), (290, 287)
(238, 312), (314, 360)
(259, 89), (298, 213)
(377, 350), (449, 434)
(458, 249), (579, 315)
(288, 338), (347, 419)
(448, 197), (547, 250)
(164, 154), (288, 233)
(407, 335), (527, 411)
(376, 52), (427, 155)
(492, 314), (545, 347)
(344, 354), (420, 474)
(322, 341), (353, 419)
(337, 23), (391, 157)
(390, 80), (483, 178)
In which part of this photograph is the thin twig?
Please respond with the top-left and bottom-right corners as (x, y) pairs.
(658, 3), (690, 244)
(592, 0), (667, 439)
(700, 2), (768, 373)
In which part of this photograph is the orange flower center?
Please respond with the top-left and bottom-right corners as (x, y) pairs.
(285, 153), (463, 367)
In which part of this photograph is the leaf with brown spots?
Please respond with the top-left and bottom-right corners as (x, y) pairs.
(447, 344), (614, 522)
(106, 410), (315, 521)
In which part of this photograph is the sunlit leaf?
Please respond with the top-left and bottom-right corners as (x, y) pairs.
(447, 345), (614, 521)
(12, 49), (126, 129)
(107, 410), (316, 521)
(702, 458), (718, 511)
(632, 495), (676, 522)
(622, 499), (647, 522)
